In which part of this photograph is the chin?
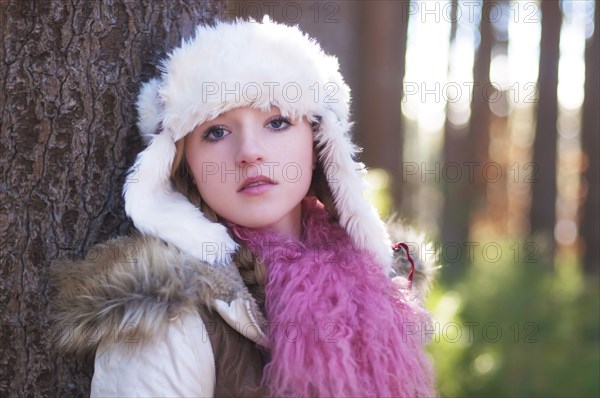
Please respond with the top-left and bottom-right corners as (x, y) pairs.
(239, 218), (278, 230)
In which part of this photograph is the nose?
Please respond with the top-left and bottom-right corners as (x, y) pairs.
(235, 127), (265, 167)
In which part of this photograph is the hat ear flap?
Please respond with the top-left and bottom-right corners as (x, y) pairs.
(123, 130), (237, 265)
(315, 113), (393, 274)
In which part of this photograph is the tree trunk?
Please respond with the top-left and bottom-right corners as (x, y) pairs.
(442, 0), (493, 280)
(0, 1), (223, 396)
(449, 0), (458, 42)
(356, 0), (409, 211)
(530, 0), (561, 260)
(467, 0), (494, 218)
(441, 0), (467, 272)
(580, 3), (599, 273)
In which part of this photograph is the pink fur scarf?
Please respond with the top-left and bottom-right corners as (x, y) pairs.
(230, 197), (436, 397)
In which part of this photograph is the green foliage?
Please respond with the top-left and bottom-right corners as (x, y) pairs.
(426, 241), (600, 397)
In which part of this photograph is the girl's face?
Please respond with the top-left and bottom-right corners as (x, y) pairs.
(185, 106), (315, 239)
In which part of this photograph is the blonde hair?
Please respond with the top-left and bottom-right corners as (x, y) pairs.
(170, 119), (337, 308)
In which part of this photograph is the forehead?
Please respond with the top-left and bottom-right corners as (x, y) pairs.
(204, 105), (306, 125)
(212, 105), (280, 121)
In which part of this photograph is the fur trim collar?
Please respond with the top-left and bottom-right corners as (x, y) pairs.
(49, 234), (266, 355)
(230, 198), (436, 397)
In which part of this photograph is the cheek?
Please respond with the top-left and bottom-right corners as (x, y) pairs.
(185, 143), (229, 186)
(300, 133), (316, 170)
(287, 125), (314, 162)
(185, 149), (234, 209)
(287, 130), (316, 188)
(189, 159), (232, 203)
(195, 171), (233, 219)
(186, 155), (207, 186)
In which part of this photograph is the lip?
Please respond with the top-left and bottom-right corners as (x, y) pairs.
(237, 175), (277, 195)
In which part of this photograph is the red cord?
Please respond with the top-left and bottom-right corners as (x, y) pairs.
(392, 242), (415, 289)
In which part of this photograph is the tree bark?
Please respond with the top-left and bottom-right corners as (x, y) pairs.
(530, 0), (561, 259)
(0, 1), (223, 396)
(580, 3), (599, 273)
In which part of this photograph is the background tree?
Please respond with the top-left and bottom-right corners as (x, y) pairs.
(355, 0), (409, 210)
(580, 2), (599, 274)
(0, 1), (223, 395)
(530, 0), (561, 259)
(441, 0), (494, 281)
(441, 0), (467, 277)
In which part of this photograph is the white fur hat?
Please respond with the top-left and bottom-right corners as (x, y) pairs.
(124, 16), (392, 272)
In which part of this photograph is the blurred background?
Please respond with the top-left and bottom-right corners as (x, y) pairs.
(232, 0), (599, 396)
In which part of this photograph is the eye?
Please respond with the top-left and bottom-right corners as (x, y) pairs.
(267, 116), (292, 131)
(202, 126), (230, 142)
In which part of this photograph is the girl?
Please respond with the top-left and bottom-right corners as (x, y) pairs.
(51, 16), (436, 397)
